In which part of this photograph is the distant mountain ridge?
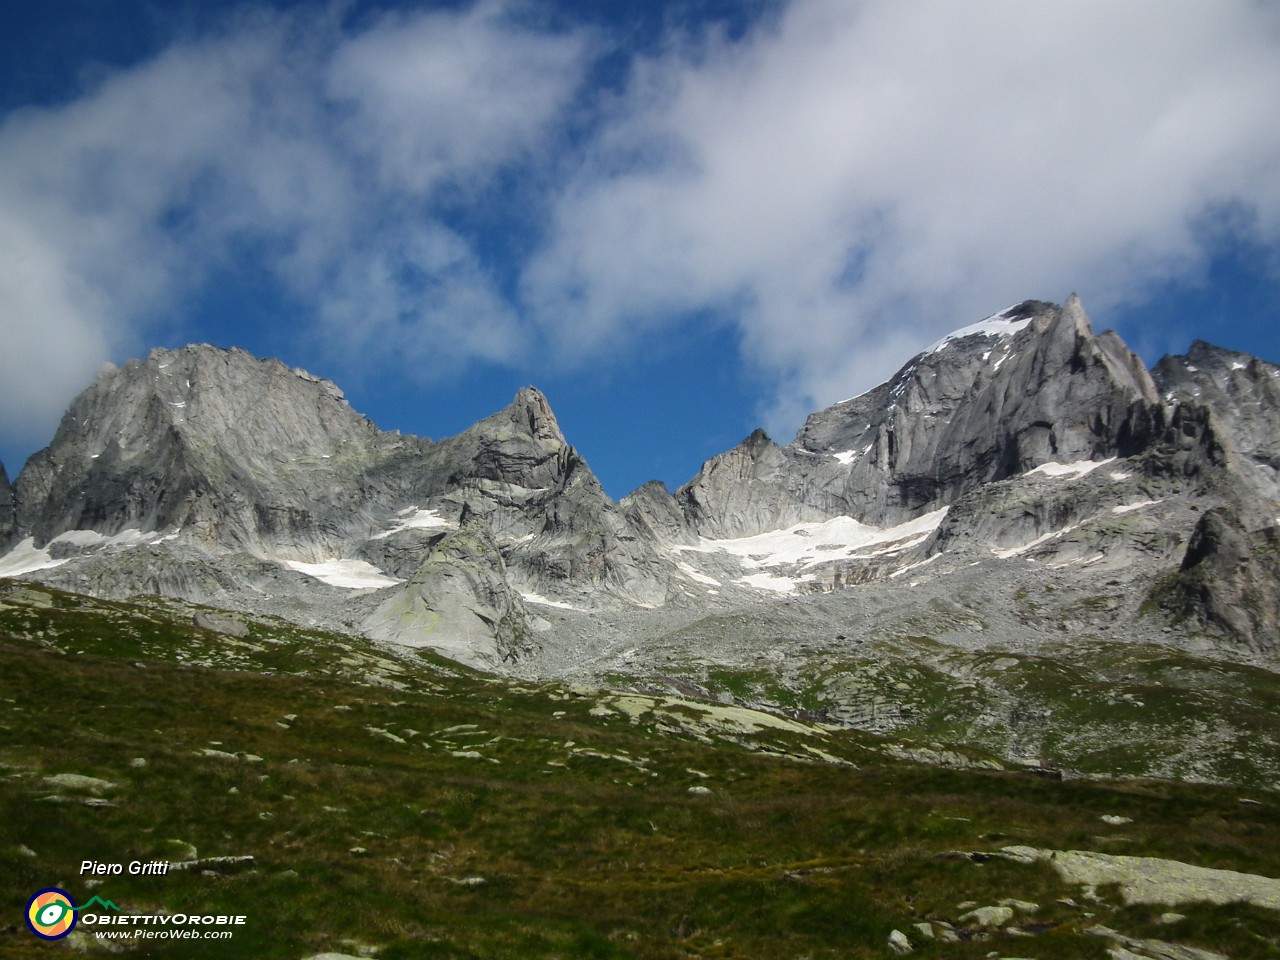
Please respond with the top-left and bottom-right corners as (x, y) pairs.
(2, 295), (1278, 670)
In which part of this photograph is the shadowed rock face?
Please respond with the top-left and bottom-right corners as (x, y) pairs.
(0, 460), (14, 550)
(1154, 341), (1280, 511)
(1169, 507), (1280, 655)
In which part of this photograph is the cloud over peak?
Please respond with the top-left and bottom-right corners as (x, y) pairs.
(1, 0), (1278, 452)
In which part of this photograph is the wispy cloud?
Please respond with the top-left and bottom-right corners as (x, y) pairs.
(0, 1), (590, 446)
(525, 0), (1280, 431)
(1, 0), (1278, 454)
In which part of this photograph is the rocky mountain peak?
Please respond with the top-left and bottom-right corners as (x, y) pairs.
(12, 343), (392, 551)
(2, 301), (1276, 673)
(676, 295), (1171, 537)
(1153, 339), (1280, 506)
(1164, 506), (1280, 655)
(509, 387), (565, 447)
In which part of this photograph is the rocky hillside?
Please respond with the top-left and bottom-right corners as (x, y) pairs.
(1, 350), (682, 665)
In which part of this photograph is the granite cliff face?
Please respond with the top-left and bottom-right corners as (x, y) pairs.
(674, 297), (1169, 537)
(1153, 341), (1280, 507)
(2, 297), (1278, 674)
(2, 350), (681, 665)
(13, 346), (398, 557)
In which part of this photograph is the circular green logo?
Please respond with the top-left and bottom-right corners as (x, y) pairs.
(26, 888), (78, 940)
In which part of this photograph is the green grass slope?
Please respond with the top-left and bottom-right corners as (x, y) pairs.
(1, 581), (1278, 959)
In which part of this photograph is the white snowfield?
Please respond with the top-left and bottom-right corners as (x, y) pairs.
(925, 307), (1034, 354)
(0, 538), (67, 578)
(831, 446), (870, 465)
(520, 592), (581, 611)
(0, 528), (180, 578)
(677, 508), (948, 593)
(1112, 499), (1163, 515)
(372, 506), (453, 540)
(1026, 457), (1117, 480)
(284, 558), (402, 589)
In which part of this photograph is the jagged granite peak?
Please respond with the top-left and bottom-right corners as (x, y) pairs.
(13, 344), (402, 555)
(4, 304), (1278, 674)
(675, 296), (1167, 537)
(1153, 341), (1280, 508)
(432, 386), (577, 498)
(620, 480), (694, 545)
(675, 428), (833, 538)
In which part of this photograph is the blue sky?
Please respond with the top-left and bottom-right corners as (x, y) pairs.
(2, 0), (1278, 499)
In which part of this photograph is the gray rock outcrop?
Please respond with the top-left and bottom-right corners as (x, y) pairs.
(1153, 341), (1280, 512)
(193, 609), (250, 638)
(1001, 845), (1280, 909)
(5, 358), (679, 660)
(362, 522), (534, 667)
(1163, 507), (1280, 654)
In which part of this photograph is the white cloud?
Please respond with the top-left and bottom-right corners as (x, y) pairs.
(1, 0), (1278, 459)
(313, 221), (529, 375)
(0, 1), (589, 448)
(524, 0), (1280, 435)
(327, 0), (590, 195)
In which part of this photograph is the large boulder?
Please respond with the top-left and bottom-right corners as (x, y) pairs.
(362, 523), (535, 668)
(1163, 507), (1280, 654)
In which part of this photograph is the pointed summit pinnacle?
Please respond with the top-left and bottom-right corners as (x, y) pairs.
(510, 387), (565, 446)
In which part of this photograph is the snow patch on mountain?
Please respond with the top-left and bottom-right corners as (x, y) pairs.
(992, 520), (1088, 560)
(675, 509), (949, 593)
(738, 570), (817, 593)
(832, 447), (869, 465)
(372, 507), (453, 540)
(1026, 457), (1117, 480)
(521, 592), (581, 611)
(285, 558), (402, 589)
(1112, 499), (1163, 515)
(50, 528), (178, 549)
(676, 561), (721, 587)
(925, 306), (1034, 354)
(0, 538), (68, 577)
(0, 528), (183, 578)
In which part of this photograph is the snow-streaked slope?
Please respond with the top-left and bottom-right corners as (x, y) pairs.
(671, 509), (949, 593)
(372, 507), (453, 540)
(693, 508), (948, 569)
(1026, 458), (1117, 480)
(0, 538), (67, 577)
(0, 528), (180, 578)
(925, 305), (1034, 354)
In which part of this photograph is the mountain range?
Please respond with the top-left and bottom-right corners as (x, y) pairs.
(3, 294), (1278, 783)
